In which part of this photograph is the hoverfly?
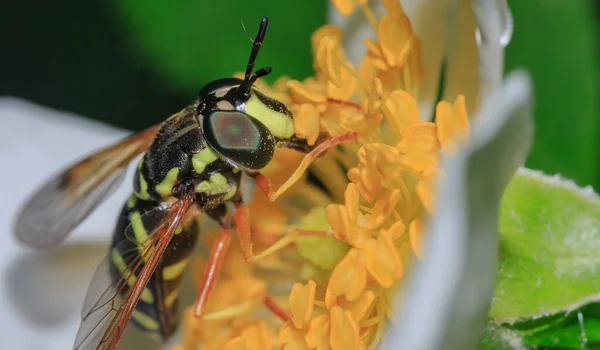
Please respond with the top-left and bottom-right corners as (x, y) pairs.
(13, 16), (356, 350)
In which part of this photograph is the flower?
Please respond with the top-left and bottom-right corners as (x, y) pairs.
(173, 0), (533, 349)
(383, 0), (534, 349)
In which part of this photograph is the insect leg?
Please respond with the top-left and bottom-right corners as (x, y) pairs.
(192, 205), (233, 318)
(233, 202), (253, 263)
(231, 195), (335, 264)
(249, 228), (335, 263)
(263, 295), (290, 322)
(242, 132), (357, 260)
(252, 132), (358, 202)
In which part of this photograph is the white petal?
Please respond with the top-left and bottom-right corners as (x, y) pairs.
(442, 0), (480, 115)
(327, 1), (382, 65)
(401, 0), (449, 120)
(382, 71), (534, 350)
(328, 0), (511, 119)
(328, 0), (450, 120)
(473, 0), (513, 103)
(0, 98), (132, 349)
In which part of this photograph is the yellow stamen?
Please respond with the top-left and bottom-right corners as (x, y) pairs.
(173, 1), (475, 348)
(202, 301), (256, 321)
(361, 3), (380, 30)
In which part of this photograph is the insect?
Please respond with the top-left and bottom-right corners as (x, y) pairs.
(13, 16), (356, 350)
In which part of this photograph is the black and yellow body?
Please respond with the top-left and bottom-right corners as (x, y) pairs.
(12, 16), (349, 349)
(108, 71), (297, 338)
(109, 196), (200, 339)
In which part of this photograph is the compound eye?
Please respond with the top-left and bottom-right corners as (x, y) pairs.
(203, 111), (275, 170)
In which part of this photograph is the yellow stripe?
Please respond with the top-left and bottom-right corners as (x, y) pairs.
(165, 288), (179, 307)
(246, 93), (294, 138)
(138, 175), (150, 200)
(111, 248), (128, 273)
(139, 242), (155, 264)
(162, 258), (189, 280)
(195, 180), (210, 193)
(224, 185), (237, 200)
(210, 173), (228, 186)
(192, 147), (218, 174)
(139, 287), (154, 304)
(131, 309), (159, 331)
(195, 173), (232, 195)
(155, 168), (179, 196)
(129, 208), (155, 264)
(129, 212), (149, 244)
(111, 248), (155, 304)
(127, 194), (137, 208)
(136, 158), (150, 200)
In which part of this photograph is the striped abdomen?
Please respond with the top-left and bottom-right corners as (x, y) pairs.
(108, 194), (199, 339)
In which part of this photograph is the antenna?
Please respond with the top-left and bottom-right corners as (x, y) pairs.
(240, 19), (255, 43)
(239, 16), (272, 97)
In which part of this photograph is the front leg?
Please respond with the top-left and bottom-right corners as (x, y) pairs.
(193, 200), (291, 321)
(252, 131), (358, 202)
(231, 196), (253, 263)
(285, 132), (331, 153)
(232, 193), (333, 265)
(238, 132), (359, 261)
(192, 204), (232, 318)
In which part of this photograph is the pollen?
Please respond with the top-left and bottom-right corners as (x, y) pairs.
(331, 0), (368, 16)
(436, 95), (471, 155)
(365, 233), (403, 287)
(289, 280), (316, 329)
(173, 0), (474, 349)
(330, 306), (361, 350)
(292, 104), (321, 146)
(278, 322), (308, 350)
(305, 314), (330, 349)
(328, 248), (367, 301)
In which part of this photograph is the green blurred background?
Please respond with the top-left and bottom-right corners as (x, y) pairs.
(0, 0), (598, 189)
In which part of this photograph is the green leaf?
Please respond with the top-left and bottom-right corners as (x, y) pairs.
(491, 169), (600, 322)
(519, 310), (600, 349)
(112, 1), (326, 93)
(496, 302), (600, 348)
(478, 323), (524, 350)
(505, 0), (600, 189)
(484, 306), (600, 349)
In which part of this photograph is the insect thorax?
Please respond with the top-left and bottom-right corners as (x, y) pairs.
(132, 106), (241, 205)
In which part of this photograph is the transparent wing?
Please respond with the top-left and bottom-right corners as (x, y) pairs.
(73, 196), (193, 350)
(14, 124), (160, 248)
